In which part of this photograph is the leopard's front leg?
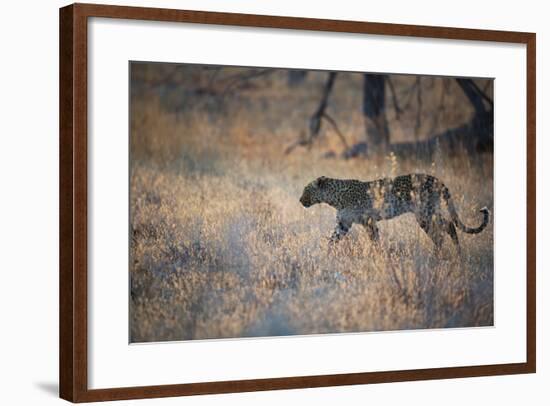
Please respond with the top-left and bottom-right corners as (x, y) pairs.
(329, 218), (352, 243)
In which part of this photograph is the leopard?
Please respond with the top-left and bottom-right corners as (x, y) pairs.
(299, 174), (489, 253)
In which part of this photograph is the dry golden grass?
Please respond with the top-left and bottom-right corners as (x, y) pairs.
(129, 66), (493, 342)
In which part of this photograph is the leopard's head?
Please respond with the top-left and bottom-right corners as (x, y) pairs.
(300, 176), (329, 208)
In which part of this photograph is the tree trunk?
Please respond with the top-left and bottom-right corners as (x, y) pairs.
(343, 77), (493, 160)
(362, 74), (390, 152)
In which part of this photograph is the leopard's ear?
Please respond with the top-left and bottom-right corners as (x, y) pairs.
(316, 176), (328, 188)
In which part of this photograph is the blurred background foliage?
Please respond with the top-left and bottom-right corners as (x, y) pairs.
(131, 63), (493, 162)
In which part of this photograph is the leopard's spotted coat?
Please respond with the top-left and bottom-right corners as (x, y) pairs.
(299, 174), (489, 252)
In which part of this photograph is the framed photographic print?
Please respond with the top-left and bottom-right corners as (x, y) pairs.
(59, 3), (536, 402)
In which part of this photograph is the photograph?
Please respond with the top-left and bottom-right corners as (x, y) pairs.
(129, 62), (494, 343)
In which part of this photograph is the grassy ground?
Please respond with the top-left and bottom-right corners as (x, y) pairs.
(129, 66), (494, 342)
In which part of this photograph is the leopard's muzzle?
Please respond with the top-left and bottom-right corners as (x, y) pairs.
(299, 195), (312, 208)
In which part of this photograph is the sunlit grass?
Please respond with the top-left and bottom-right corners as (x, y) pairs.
(129, 129), (493, 342)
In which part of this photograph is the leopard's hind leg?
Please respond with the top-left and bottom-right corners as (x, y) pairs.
(445, 220), (461, 255)
(415, 212), (445, 253)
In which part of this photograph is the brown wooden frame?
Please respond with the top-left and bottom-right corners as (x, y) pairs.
(59, 3), (536, 402)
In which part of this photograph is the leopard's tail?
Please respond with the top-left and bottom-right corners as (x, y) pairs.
(442, 187), (489, 234)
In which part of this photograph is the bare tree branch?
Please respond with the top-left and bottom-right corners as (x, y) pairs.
(322, 112), (349, 150)
(309, 72), (337, 141)
(469, 79), (494, 109)
(455, 78), (488, 115)
(284, 133), (309, 155)
(286, 72), (350, 154)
